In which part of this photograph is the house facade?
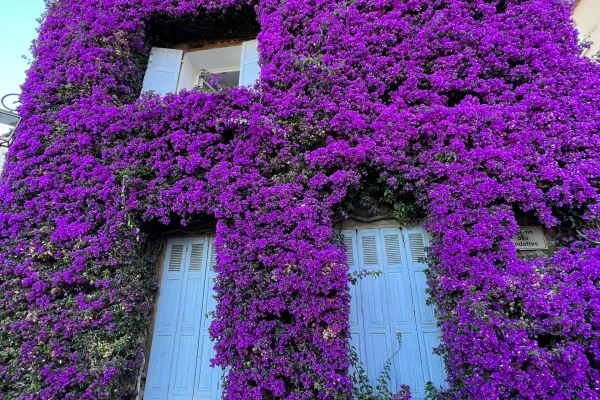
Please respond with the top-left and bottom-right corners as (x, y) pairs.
(1, 1), (600, 400)
(138, 37), (447, 399)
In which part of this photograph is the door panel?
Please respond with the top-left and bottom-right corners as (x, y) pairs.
(413, 271), (436, 325)
(364, 332), (391, 387)
(145, 240), (187, 399)
(379, 229), (426, 397)
(343, 227), (446, 399)
(422, 332), (446, 386)
(344, 230), (368, 373)
(194, 238), (223, 400)
(390, 331), (425, 394)
(402, 227), (447, 395)
(356, 230), (395, 389)
(145, 238), (221, 400)
(168, 239), (207, 399)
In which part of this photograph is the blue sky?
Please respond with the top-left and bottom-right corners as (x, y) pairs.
(0, 1), (46, 108)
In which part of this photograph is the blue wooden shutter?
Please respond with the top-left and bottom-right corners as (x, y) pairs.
(239, 40), (259, 86)
(168, 238), (209, 398)
(346, 227), (446, 399)
(145, 239), (188, 399)
(380, 228), (427, 395)
(145, 237), (222, 400)
(141, 47), (183, 95)
(342, 230), (367, 368)
(402, 227), (447, 393)
(193, 237), (223, 399)
(356, 229), (396, 389)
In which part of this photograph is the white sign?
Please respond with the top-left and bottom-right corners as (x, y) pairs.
(511, 226), (547, 250)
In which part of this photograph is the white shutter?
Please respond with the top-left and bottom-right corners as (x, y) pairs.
(177, 54), (197, 92)
(141, 47), (183, 96)
(145, 239), (188, 399)
(239, 40), (260, 87)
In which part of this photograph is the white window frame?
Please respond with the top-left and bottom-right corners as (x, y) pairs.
(141, 40), (259, 96)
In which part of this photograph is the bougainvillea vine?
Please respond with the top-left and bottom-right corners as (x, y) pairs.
(0, 0), (599, 399)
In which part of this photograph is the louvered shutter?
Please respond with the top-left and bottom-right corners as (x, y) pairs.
(402, 226), (447, 392)
(345, 227), (446, 399)
(239, 40), (260, 87)
(342, 231), (356, 271)
(194, 237), (223, 399)
(167, 238), (208, 398)
(146, 237), (222, 400)
(141, 47), (183, 95)
(380, 228), (427, 394)
(342, 230), (366, 370)
(145, 240), (188, 399)
(356, 229), (399, 389)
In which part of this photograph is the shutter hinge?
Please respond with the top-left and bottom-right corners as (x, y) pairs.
(411, 302), (415, 314)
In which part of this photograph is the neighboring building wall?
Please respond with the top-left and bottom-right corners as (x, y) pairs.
(0, 146), (6, 172)
(574, 0), (600, 57)
(0, 121), (11, 172)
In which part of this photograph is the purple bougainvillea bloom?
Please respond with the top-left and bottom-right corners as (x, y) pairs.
(0, 0), (599, 399)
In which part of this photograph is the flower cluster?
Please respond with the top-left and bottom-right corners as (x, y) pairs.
(0, 0), (599, 399)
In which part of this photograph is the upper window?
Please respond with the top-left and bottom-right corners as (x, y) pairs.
(141, 40), (259, 96)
